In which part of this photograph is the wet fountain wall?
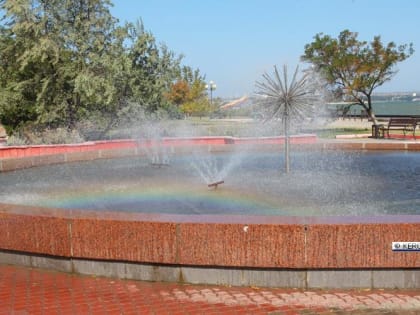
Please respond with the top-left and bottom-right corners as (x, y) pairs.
(0, 135), (419, 289)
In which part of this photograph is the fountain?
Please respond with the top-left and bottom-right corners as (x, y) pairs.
(189, 145), (245, 190)
(0, 135), (419, 290)
(137, 119), (173, 167)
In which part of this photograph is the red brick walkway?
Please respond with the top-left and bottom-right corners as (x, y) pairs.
(0, 265), (419, 315)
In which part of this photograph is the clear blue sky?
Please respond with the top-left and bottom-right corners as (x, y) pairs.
(111, 0), (420, 98)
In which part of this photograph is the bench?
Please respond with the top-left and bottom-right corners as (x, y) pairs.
(384, 117), (418, 138)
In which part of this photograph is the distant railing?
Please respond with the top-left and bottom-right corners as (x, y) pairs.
(326, 109), (420, 121)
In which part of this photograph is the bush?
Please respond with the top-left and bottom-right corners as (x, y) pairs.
(6, 134), (27, 146)
(8, 128), (85, 145)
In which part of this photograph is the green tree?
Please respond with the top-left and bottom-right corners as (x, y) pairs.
(0, 0), (118, 132)
(77, 21), (183, 138)
(180, 98), (212, 118)
(0, 0), (64, 132)
(0, 1), (184, 137)
(301, 30), (414, 125)
(188, 77), (207, 101)
(54, 0), (118, 128)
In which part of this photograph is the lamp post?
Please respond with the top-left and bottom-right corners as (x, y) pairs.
(205, 80), (216, 104)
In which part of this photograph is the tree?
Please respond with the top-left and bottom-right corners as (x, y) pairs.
(165, 80), (190, 106)
(125, 21), (182, 114)
(301, 30), (414, 125)
(0, 0), (118, 131)
(255, 65), (320, 173)
(0, 0), (65, 131)
(0, 1), (185, 137)
(180, 98), (211, 118)
(63, 0), (118, 128)
(165, 66), (210, 118)
(81, 21), (184, 138)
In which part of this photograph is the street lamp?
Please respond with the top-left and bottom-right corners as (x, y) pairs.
(205, 80), (216, 104)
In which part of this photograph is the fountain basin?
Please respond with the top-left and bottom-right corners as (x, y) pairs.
(0, 135), (419, 289)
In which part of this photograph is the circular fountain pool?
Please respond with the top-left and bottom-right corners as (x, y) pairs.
(1, 150), (419, 216)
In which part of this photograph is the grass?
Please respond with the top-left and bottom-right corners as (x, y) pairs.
(314, 128), (371, 139)
(180, 118), (373, 139)
(112, 117), (373, 140)
(113, 117), (277, 139)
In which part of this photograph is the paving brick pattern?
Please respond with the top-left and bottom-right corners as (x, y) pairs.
(0, 265), (419, 315)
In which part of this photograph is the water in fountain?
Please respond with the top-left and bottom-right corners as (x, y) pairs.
(189, 147), (245, 188)
(135, 113), (250, 187)
(1, 147), (419, 216)
(136, 118), (173, 167)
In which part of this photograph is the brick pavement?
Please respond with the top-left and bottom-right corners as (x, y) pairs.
(0, 264), (419, 315)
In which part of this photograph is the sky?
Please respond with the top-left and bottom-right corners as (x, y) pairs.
(110, 0), (420, 98)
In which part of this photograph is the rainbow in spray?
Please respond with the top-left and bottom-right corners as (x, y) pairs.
(35, 182), (285, 216)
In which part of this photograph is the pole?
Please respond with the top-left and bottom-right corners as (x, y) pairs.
(284, 114), (290, 173)
(207, 81), (216, 105)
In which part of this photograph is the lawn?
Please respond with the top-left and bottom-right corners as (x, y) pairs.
(115, 117), (372, 140)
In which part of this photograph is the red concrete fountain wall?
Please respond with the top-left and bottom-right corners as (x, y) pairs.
(0, 135), (419, 288)
(0, 205), (419, 269)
